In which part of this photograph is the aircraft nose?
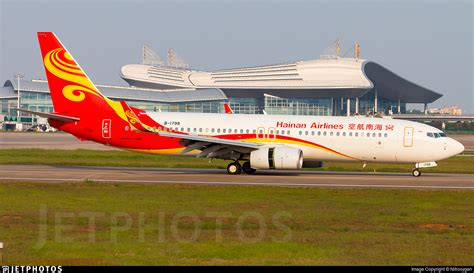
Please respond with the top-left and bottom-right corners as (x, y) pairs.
(449, 138), (465, 155)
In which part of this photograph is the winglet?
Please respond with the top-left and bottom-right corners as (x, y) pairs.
(224, 103), (234, 114)
(119, 101), (148, 132)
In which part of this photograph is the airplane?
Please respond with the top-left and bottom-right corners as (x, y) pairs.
(17, 32), (465, 177)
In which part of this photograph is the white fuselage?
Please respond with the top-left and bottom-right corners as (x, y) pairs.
(147, 112), (464, 164)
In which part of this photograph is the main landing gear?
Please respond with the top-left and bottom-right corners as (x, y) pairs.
(242, 161), (256, 174)
(226, 161), (256, 175)
(227, 162), (242, 175)
(412, 168), (421, 177)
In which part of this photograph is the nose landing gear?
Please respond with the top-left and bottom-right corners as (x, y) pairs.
(412, 162), (437, 177)
(412, 168), (421, 177)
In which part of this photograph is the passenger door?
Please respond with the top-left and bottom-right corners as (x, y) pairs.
(403, 127), (414, 147)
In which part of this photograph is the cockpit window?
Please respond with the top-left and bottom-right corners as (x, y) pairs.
(427, 132), (447, 138)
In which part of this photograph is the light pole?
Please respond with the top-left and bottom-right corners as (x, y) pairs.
(14, 73), (24, 121)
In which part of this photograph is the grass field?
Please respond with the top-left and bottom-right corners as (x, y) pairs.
(0, 181), (472, 265)
(0, 148), (473, 173)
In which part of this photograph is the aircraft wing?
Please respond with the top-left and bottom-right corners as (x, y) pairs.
(154, 130), (260, 160)
(120, 101), (260, 160)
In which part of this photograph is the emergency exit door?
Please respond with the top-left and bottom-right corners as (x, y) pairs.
(403, 127), (414, 147)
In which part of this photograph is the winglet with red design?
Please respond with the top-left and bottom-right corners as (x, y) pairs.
(224, 103), (234, 114)
(119, 101), (148, 132)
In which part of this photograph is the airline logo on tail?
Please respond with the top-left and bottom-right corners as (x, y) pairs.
(37, 32), (151, 131)
(43, 47), (102, 102)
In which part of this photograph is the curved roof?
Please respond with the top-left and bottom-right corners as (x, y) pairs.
(120, 58), (442, 103)
(2, 79), (227, 103)
(121, 58), (372, 90)
(363, 62), (442, 103)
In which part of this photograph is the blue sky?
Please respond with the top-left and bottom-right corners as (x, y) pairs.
(0, 0), (472, 112)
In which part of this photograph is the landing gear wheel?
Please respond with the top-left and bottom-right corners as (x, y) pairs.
(227, 162), (242, 175)
(242, 161), (256, 174)
(412, 168), (421, 177)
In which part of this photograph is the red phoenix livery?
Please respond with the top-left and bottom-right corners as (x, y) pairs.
(18, 32), (464, 176)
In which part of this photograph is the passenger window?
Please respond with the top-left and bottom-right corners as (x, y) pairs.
(246, 129), (250, 134)
(355, 132), (358, 137)
(342, 132), (346, 137)
(323, 131), (327, 136)
(240, 129), (244, 134)
(336, 132), (340, 136)
(378, 133), (382, 137)
(268, 128), (276, 139)
(217, 128), (221, 133)
(384, 133), (388, 137)
(330, 132), (334, 136)
(211, 128), (215, 133)
(305, 131), (308, 136)
(181, 127), (184, 132)
(318, 131), (321, 136)
(366, 132), (370, 137)
(199, 128), (203, 133)
(311, 131), (315, 136)
(223, 129), (226, 133)
(349, 132), (352, 137)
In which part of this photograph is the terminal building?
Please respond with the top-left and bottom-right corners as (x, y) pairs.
(0, 45), (443, 128)
(120, 57), (442, 116)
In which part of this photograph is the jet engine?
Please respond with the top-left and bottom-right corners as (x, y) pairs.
(250, 146), (303, 170)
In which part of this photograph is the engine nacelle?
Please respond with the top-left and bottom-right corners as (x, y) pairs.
(250, 147), (303, 170)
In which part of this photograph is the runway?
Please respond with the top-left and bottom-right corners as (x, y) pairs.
(0, 165), (473, 190)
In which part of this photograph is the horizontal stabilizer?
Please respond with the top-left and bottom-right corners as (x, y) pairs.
(14, 108), (80, 122)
